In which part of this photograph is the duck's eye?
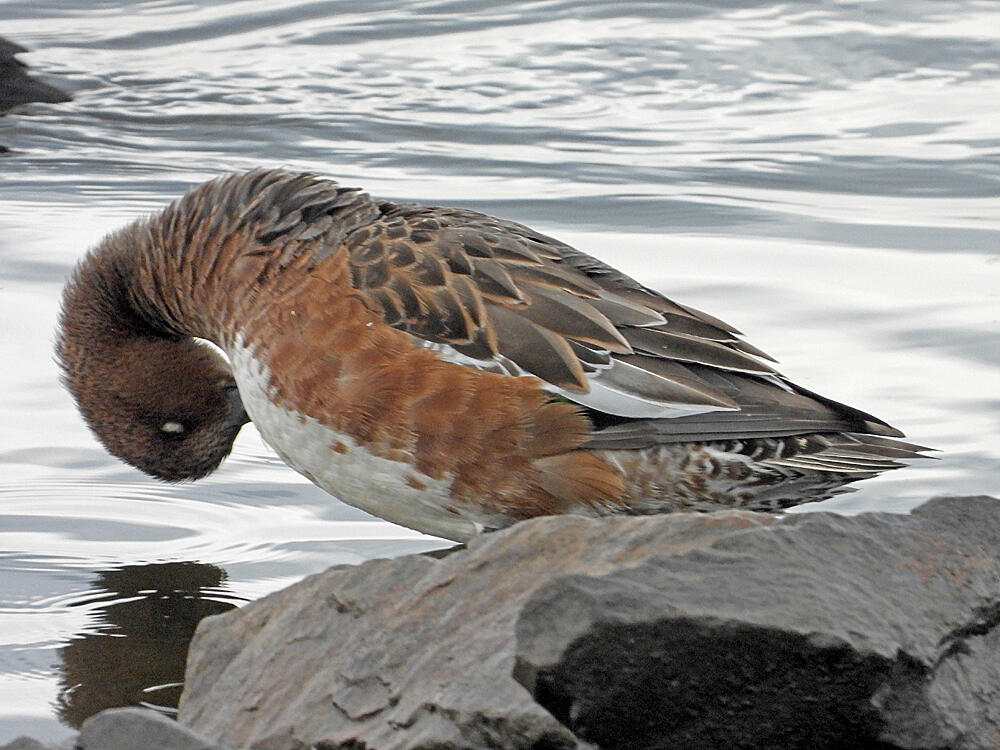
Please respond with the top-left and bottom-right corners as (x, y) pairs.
(160, 421), (186, 434)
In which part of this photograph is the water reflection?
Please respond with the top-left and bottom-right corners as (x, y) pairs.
(54, 561), (242, 728)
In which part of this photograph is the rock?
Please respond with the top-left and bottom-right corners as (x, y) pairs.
(514, 495), (1000, 750)
(0, 36), (71, 112)
(177, 496), (1000, 750)
(179, 510), (774, 749)
(0, 735), (76, 750)
(0, 738), (64, 750)
(78, 707), (234, 750)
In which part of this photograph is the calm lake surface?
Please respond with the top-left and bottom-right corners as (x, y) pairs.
(1, 0), (998, 740)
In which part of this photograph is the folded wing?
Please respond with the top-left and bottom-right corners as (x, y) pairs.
(345, 202), (908, 453)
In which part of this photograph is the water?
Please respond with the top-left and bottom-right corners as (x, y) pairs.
(1, 0), (998, 741)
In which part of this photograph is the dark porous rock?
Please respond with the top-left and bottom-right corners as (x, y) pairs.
(514, 496), (1000, 750)
(179, 510), (774, 749)
(78, 707), (235, 750)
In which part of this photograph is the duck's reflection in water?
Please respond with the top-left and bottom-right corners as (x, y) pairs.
(55, 561), (244, 728)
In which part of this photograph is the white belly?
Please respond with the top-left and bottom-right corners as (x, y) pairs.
(227, 339), (481, 542)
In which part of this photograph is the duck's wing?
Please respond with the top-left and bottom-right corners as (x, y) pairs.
(345, 202), (904, 445)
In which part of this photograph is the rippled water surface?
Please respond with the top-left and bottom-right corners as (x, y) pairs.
(1, 0), (998, 740)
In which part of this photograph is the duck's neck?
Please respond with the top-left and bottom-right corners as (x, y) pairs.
(125, 208), (264, 347)
(59, 170), (383, 412)
(67, 171), (381, 351)
(56, 218), (227, 415)
(57, 225), (232, 366)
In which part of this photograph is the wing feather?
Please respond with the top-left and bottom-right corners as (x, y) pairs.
(486, 304), (588, 391)
(344, 200), (913, 450)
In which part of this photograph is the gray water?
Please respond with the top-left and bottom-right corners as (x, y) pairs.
(1, 0), (998, 740)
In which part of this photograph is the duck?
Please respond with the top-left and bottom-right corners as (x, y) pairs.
(56, 169), (928, 542)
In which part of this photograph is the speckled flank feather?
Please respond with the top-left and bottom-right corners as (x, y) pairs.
(599, 434), (904, 514)
(57, 169), (930, 541)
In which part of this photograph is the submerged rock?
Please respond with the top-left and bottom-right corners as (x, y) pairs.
(173, 495), (999, 750)
(0, 737), (75, 750)
(0, 36), (70, 113)
(77, 707), (233, 750)
(0, 738), (68, 750)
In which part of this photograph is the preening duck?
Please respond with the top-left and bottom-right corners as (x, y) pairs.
(57, 170), (928, 541)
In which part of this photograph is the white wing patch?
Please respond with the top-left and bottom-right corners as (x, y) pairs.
(416, 338), (736, 419)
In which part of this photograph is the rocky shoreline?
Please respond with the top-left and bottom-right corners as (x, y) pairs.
(5, 495), (999, 750)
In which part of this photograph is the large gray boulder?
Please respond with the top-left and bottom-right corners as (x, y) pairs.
(515, 495), (1000, 750)
(179, 510), (772, 749)
(177, 496), (1000, 750)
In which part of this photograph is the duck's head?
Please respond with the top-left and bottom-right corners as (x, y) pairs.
(56, 228), (252, 482)
(61, 333), (251, 482)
